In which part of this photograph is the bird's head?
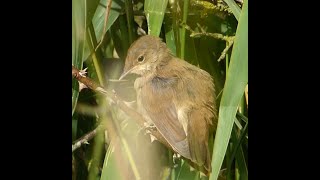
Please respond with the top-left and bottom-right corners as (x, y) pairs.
(119, 35), (172, 80)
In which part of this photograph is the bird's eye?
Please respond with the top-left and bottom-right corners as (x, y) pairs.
(137, 55), (145, 63)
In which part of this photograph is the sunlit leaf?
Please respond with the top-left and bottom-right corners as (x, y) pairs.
(210, 0), (248, 179)
(100, 144), (123, 180)
(72, 0), (86, 115)
(144, 0), (169, 36)
(223, 0), (241, 21)
(83, 0), (124, 60)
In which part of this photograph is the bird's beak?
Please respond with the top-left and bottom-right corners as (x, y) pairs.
(119, 65), (146, 80)
(119, 67), (135, 80)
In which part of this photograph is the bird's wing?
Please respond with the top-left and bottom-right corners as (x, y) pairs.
(187, 107), (212, 171)
(140, 76), (191, 159)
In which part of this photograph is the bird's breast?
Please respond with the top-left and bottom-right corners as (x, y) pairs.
(133, 77), (154, 124)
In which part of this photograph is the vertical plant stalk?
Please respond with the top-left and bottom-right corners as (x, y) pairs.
(87, 24), (105, 86)
(88, 127), (105, 180)
(180, 0), (190, 59)
(225, 141), (233, 180)
(226, 51), (229, 73)
(124, 0), (135, 44)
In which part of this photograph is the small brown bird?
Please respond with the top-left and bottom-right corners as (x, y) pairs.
(119, 35), (217, 174)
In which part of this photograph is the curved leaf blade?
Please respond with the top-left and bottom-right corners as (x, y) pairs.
(72, 0), (86, 115)
(210, 0), (248, 179)
(223, 0), (241, 21)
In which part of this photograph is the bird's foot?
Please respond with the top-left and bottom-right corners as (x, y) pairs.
(136, 122), (158, 142)
(137, 122), (156, 135)
(144, 122), (157, 131)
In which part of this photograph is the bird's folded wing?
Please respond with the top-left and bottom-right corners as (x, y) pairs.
(141, 78), (191, 159)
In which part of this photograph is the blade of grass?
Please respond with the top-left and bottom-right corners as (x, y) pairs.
(236, 112), (247, 123)
(100, 140), (123, 180)
(72, 115), (78, 141)
(225, 140), (233, 180)
(238, 94), (247, 118)
(229, 126), (248, 180)
(100, 114), (142, 180)
(209, 0), (247, 179)
(176, 160), (199, 180)
(72, 0), (86, 115)
(223, 0), (241, 21)
(88, 127), (105, 180)
(234, 142), (248, 180)
(144, 0), (169, 36)
(180, 0), (190, 59)
(227, 122), (248, 180)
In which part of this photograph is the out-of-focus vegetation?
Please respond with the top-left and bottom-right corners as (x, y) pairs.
(72, 0), (247, 180)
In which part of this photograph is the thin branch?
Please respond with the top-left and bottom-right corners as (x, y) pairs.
(217, 38), (235, 62)
(190, 31), (231, 41)
(103, 0), (112, 37)
(72, 125), (104, 152)
(72, 66), (172, 150)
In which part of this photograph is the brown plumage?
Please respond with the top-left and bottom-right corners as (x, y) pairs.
(119, 35), (217, 175)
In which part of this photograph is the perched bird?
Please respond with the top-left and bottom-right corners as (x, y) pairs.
(119, 35), (217, 175)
